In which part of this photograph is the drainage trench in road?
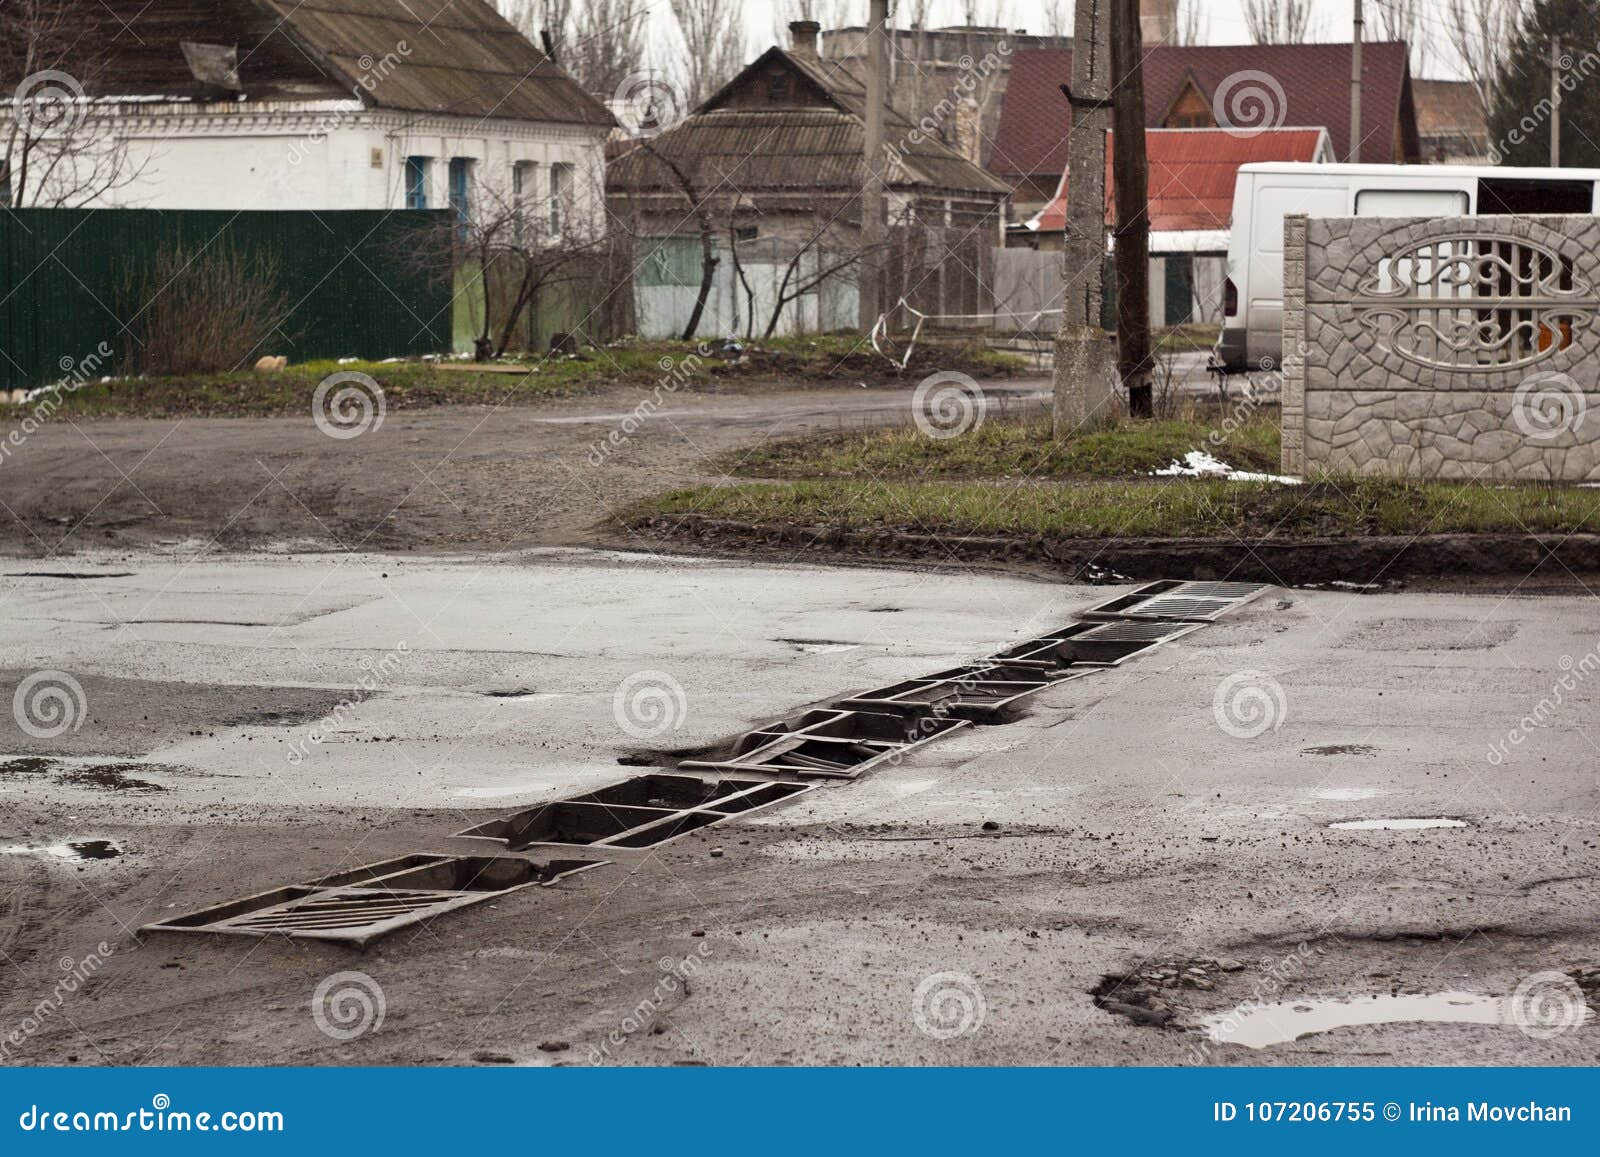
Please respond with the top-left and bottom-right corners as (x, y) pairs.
(147, 579), (1272, 948)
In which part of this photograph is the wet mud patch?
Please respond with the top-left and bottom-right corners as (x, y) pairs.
(0, 757), (54, 775)
(0, 671), (369, 757)
(58, 763), (168, 792)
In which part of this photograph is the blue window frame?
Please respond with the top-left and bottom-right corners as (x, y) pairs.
(404, 156), (430, 209)
(448, 157), (473, 232)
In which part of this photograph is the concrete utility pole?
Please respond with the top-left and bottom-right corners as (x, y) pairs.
(1349, 0), (1363, 163)
(1111, 0), (1152, 418)
(858, 0), (889, 333)
(1053, 0), (1115, 435)
(1552, 36), (1563, 167)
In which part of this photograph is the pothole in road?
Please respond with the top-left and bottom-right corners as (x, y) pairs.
(1302, 744), (1377, 756)
(4, 571), (135, 580)
(1330, 817), (1467, 831)
(1200, 990), (1591, 1049)
(2, 839), (123, 860)
(1092, 958), (1247, 1028)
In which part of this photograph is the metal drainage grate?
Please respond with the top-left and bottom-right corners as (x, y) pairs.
(683, 709), (968, 780)
(454, 774), (814, 849)
(998, 620), (1205, 668)
(839, 662), (1087, 721)
(143, 854), (605, 948)
(1081, 580), (1270, 623)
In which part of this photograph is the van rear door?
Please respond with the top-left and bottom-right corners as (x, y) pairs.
(1247, 183), (1346, 367)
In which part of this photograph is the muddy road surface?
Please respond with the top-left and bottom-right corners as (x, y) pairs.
(0, 551), (1595, 1065)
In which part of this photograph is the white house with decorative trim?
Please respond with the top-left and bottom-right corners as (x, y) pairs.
(1, 0), (611, 222)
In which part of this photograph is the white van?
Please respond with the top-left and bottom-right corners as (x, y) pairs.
(1213, 162), (1600, 373)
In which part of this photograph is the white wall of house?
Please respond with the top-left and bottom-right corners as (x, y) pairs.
(69, 102), (606, 227)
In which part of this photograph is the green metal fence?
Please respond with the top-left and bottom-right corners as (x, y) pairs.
(0, 209), (452, 390)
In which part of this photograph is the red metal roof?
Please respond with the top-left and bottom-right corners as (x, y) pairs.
(990, 41), (1416, 180)
(1027, 127), (1330, 233)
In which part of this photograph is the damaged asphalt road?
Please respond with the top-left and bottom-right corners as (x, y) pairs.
(0, 549), (1596, 1065)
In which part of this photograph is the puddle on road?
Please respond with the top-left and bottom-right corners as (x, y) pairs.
(1202, 991), (1591, 1049)
(774, 638), (862, 654)
(1330, 817), (1466, 831)
(1, 840), (123, 861)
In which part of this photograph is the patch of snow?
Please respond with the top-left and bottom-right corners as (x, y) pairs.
(1152, 449), (1301, 485)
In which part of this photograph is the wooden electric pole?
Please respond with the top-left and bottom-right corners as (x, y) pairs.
(1552, 36), (1563, 166)
(1111, 0), (1151, 418)
(1349, 0), (1363, 163)
(1052, 0), (1115, 434)
(858, 0), (889, 333)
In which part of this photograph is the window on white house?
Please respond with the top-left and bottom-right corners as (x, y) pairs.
(550, 162), (573, 236)
(448, 157), (473, 233)
(405, 156), (431, 209)
(513, 161), (537, 243)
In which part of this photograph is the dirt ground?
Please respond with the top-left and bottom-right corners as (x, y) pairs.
(0, 378), (1049, 557)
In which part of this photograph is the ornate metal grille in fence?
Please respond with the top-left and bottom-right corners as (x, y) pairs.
(1282, 214), (1600, 482)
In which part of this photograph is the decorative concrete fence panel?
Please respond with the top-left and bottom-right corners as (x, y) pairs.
(1282, 213), (1600, 480)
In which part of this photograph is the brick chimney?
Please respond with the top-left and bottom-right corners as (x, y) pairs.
(789, 20), (821, 59)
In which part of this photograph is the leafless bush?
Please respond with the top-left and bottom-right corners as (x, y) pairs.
(124, 243), (290, 376)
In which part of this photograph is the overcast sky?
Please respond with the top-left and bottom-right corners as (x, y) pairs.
(715, 0), (1475, 81)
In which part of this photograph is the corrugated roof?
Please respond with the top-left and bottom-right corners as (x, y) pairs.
(609, 47), (1010, 200)
(991, 41), (1416, 179)
(1027, 127), (1331, 233)
(0, 0), (611, 127)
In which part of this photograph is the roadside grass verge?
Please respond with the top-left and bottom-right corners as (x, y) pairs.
(624, 477), (1600, 540)
(719, 412), (1282, 480)
(1, 336), (1027, 420)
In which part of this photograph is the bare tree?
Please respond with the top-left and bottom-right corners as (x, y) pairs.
(1372, 0), (1427, 76)
(1446, 0), (1516, 116)
(501, 0), (576, 57)
(758, 205), (884, 339)
(1038, 1), (1072, 37)
(413, 173), (610, 359)
(1174, 0), (1207, 46)
(637, 143), (722, 341)
(771, 0), (850, 43)
(1242, 0), (1315, 44)
(671, 0), (745, 107)
(0, 0), (143, 207)
(553, 0), (651, 99)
